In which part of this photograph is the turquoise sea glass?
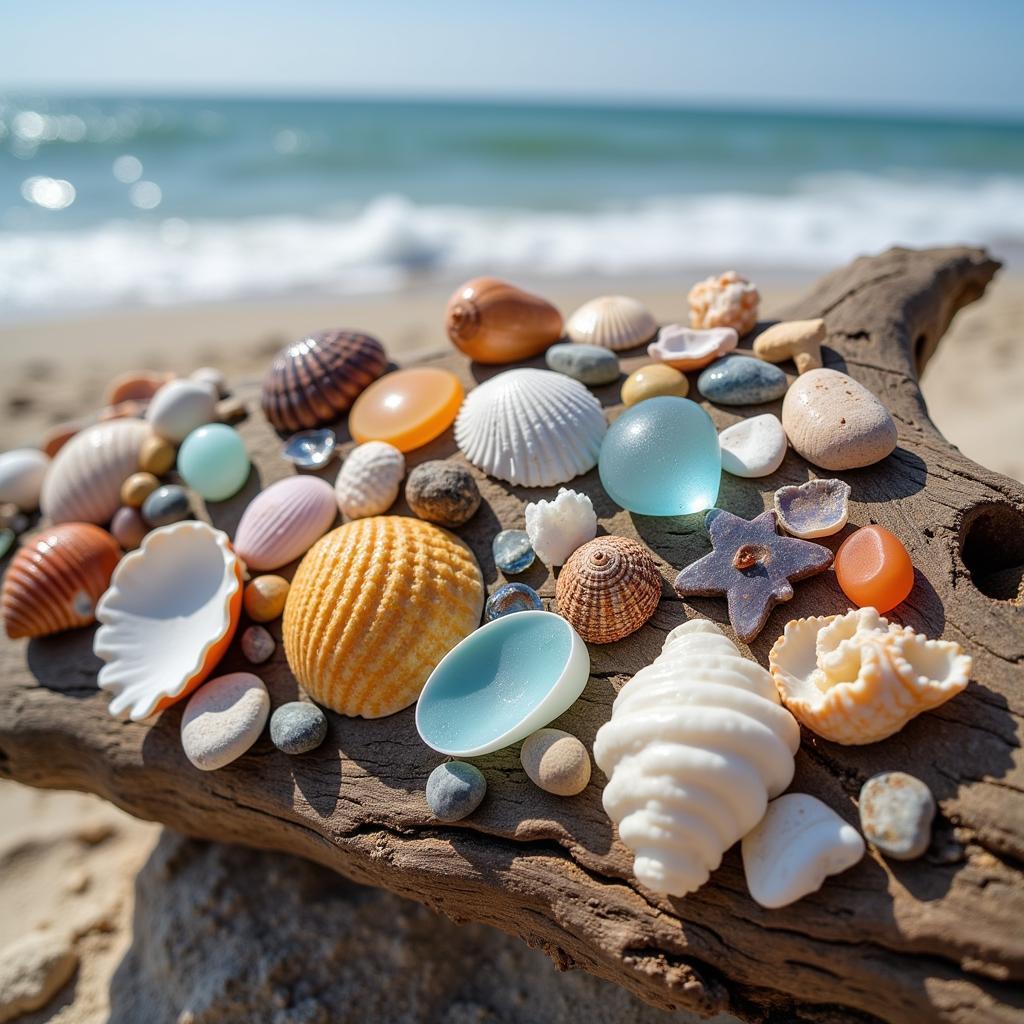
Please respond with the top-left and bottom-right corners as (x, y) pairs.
(177, 424), (251, 502)
(599, 396), (720, 516)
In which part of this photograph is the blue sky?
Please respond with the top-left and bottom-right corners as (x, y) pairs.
(3, 0), (1023, 117)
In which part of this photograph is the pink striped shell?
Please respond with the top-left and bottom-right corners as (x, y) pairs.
(233, 475), (337, 572)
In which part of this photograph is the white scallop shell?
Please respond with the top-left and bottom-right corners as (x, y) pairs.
(146, 379), (217, 442)
(524, 488), (596, 566)
(334, 441), (405, 519)
(566, 295), (658, 351)
(0, 448), (50, 511)
(454, 368), (606, 488)
(40, 419), (148, 525)
(769, 607), (971, 745)
(593, 619), (800, 897)
(94, 521), (243, 721)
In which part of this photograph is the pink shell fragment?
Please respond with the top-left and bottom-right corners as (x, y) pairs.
(647, 325), (738, 371)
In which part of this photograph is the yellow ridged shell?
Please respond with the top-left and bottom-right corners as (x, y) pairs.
(283, 516), (485, 718)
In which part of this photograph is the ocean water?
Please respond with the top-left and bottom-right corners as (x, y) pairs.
(2, 95), (1022, 317)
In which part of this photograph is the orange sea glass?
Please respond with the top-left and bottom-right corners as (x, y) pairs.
(834, 524), (914, 613)
(348, 367), (464, 453)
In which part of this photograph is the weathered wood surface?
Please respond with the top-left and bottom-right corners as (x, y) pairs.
(1, 247), (1022, 1024)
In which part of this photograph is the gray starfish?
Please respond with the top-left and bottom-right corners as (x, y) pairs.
(673, 509), (833, 642)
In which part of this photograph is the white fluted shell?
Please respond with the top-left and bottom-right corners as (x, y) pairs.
(40, 419), (148, 525)
(334, 441), (405, 519)
(566, 295), (658, 352)
(593, 619), (800, 897)
(454, 369), (606, 488)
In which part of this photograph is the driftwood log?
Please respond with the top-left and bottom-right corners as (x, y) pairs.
(1, 246), (1022, 1024)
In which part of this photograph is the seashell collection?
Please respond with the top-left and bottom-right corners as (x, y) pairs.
(0, 268), (980, 913)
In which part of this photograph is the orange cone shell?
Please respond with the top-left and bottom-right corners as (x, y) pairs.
(283, 516), (484, 717)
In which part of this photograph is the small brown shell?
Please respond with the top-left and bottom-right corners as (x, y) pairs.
(556, 536), (661, 644)
(105, 371), (175, 406)
(2, 523), (122, 639)
(261, 330), (388, 433)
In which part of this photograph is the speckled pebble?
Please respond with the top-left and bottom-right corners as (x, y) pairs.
(270, 701), (328, 755)
(121, 471), (161, 509)
(244, 575), (290, 622)
(241, 625), (275, 664)
(484, 582), (542, 621)
(425, 761), (487, 821)
(697, 355), (788, 405)
(180, 672), (270, 771)
(404, 461), (481, 527)
(141, 484), (191, 527)
(520, 728), (591, 796)
(110, 506), (148, 549)
(492, 529), (535, 575)
(545, 342), (620, 386)
(859, 771), (935, 860)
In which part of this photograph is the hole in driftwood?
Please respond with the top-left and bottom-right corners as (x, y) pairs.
(959, 502), (1024, 603)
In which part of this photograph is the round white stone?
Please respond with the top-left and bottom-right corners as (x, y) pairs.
(181, 672), (270, 771)
(718, 414), (787, 478)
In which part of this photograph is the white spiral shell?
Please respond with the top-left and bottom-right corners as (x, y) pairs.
(40, 419), (148, 525)
(454, 369), (606, 488)
(334, 441), (406, 519)
(593, 619), (800, 897)
(566, 295), (658, 351)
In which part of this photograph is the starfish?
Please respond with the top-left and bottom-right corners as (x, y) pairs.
(673, 509), (833, 642)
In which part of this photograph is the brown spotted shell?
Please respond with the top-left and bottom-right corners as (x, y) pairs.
(261, 330), (388, 433)
(2, 523), (122, 639)
(556, 536), (661, 644)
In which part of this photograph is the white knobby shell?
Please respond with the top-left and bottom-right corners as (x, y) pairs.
(566, 295), (658, 351)
(741, 793), (865, 908)
(40, 419), (149, 525)
(334, 441), (405, 519)
(0, 448), (50, 511)
(146, 379), (218, 443)
(593, 619), (800, 897)
(455, 368), (607, 488)
(524, 488), (597, 566)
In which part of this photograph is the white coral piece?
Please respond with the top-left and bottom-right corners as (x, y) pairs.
(769, 607), (972, 745)
(334, 441), (405, 520)
(524, 488), (597, 566)
(593, 620), (800, 897)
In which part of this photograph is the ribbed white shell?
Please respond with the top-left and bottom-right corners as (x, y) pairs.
(593, 619), (800, 897)
(40, 419), (148, 525)
(454, 369), (606, 488)
(566, 295), (658, 351)
(334, 441), (405, 519)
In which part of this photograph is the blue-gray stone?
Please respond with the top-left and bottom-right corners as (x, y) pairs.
(484, 582), (542, 622)
(270, 701), (328, 755)
(697, 355), (788, 406)
(545, 343), (620, 386)
(426, 761), (486, 821)
(859, 771), (935, 860)
(141, 484), (192, 527)
(492, 529), (535, 575)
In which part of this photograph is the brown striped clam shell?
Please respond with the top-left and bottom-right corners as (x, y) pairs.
(2, 523), (122, 639)
(261, 330), (388, 433)
(556, 535), (661, 644)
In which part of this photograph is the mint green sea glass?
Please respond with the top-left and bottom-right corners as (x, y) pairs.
(599, 396), (720, 515)
(177, 424), (250, 502)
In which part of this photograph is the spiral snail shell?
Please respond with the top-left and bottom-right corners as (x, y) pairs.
(555, 535), (661, 644)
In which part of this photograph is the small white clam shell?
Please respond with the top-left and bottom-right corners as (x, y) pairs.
(741, 793), (865, 909)
(524, 488), (597, 566)
(455, 368), (606, 488)
(334, 441), (405, 519)
(40, 419), (148, 525)
(566, 295), (658, 351)
(718, 414), (786, 478)
(0, 448), (50, 511)
(146, 379), (218, 443)
(647, 325), (737, 370)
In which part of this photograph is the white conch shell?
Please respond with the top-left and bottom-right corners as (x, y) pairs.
(769, 607), (972, 745)
(593, 619), (800, 897)
(334, 441), (405, 519)
(40, 419), (148, 525)
(454, 368), (606, 488)
(741, 793), (865, 908)
(566, 295), (658, 351)
(524, 488), (596, 566)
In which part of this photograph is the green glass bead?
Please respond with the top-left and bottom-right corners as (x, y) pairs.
(177, 424), (250, 502)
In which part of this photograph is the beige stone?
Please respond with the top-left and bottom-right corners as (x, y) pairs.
(521, 728), (591, 796)
(754, 318), (825, 374)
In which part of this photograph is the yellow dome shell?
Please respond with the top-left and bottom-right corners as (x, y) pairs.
(283, 516), (485, 718)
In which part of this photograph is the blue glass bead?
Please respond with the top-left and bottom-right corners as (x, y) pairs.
(484, 582), (542, 621)
(492, 529), (535, 575)
(177, 424), (250, 502)
(598, 396), (720, 516)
